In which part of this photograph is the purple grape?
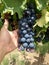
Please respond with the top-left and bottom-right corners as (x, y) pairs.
(25, 24), (29, 28)
(27, 28), (31, 31)
(24, 34), (30, 38)
(30, 37), (34, 42)
(30, 32), (35, 36)
(21, 27), (25, 30)
(26, 38), (30, 43)
(18, 3), (36, 51)
(23, 9), (31, 16)
(29, 34), (32, 37)
(28, 19), (32, 23)
(22, 18), (27, 22)
(22, 22), (26, 26)
(22, 30), (27, 34)
(29, 43), (35, 48)
(20, 37), (26, 43)
(31, 16), (35, 20)
(23, 43), (28, 48)
(19, 45), (25, 51)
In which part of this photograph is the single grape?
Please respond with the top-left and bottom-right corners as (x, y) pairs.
(26, 38), (30, 43)
(31, 14), (36, 20)
(21, 27), (25, 30)
(28, 19), (32, 23)
(29, 43), (35, 48)
(22, 18), (27, 22)
(25, 24), (29, 28)
(31, 17), (35, 21)
(22, 22), (26, 26)
(22, 30), (27, 34)
(24, 34), (30, 38)
(20, 37), (26, 43)
(23, 9), (31, 16)
(31, 16), (35, 20)
(30, 37), (34, 42)
(30, 32), (35, 36)
(23, 43), (28, 48)
(27, 28), (31, 31)
(29, 34), (32, 37)
(19, 45), (25, 51)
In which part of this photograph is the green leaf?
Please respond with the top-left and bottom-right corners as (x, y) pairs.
(34, 9), (49, 28)
(44, 22), (49, 28)
(45, 11), (49, 23)
(21, 0), (27, 10)
(36, 16), (45, 27)
(0, 3), (5, 13)
(3, 0), (26, 18)
(35, 0), (48, 10)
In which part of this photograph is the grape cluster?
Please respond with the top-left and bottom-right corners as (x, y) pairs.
(18, 3), (36, 51)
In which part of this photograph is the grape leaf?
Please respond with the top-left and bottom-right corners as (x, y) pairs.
(45, 11), (49, 23)
(34, 9), (49, 28)
(35, 0), (48, 10)
(0, 3), (5, 13)
(36, 16), (46, 27)
(3, 0), (27, 18)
